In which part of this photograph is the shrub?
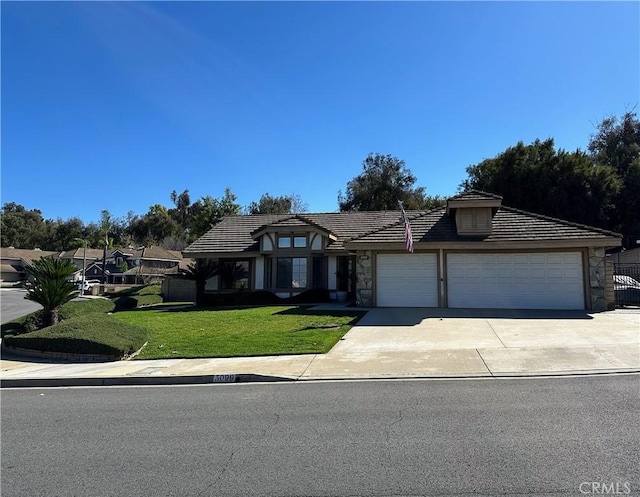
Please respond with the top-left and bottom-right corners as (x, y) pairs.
(284, 289), (331, 304)
(199, 289), (331, 307)
(59, 298), (116, 319)
(136, 284), (162, 296)
(113, 294), (163, 311)
(1, 298), (116, 338)
(3, 314), (148, 358)
(133, 294), (163, 307)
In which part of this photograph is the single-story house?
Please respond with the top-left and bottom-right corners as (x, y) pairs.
(0, 248), (58, 283)
(182, 191), (622, 311)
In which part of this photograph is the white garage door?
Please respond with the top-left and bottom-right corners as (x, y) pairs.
(447, 252), (584, 310)
(376, 253), (438, 307)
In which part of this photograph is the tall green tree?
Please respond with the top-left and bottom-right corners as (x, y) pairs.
(0, 203), (49, 248)
(588, 111), (640, 240)
(128, 205), (181, 247)
(169, 189), (191, 230)
(462, 138), (621, 230)
(338, 153), (443, 211)
(99, 210), (113, 284)
(247, 193), (308, 214)
(188, 188), (241, 239)
(47, 217), (86, 252)
(25, 257), (78, 327)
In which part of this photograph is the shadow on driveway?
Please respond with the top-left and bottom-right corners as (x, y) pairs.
(355, 308), (594, 327)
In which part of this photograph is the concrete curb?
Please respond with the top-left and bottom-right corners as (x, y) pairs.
(0, 373), (296, 389)
(2, 369), (638, 389)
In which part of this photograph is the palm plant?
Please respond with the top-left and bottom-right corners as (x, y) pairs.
(183, 259), (219, 307)
(25, 257), (79, 327)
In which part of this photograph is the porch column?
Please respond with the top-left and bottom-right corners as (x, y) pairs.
(355, 250), (373, 307)
(588, 247), (607, 312)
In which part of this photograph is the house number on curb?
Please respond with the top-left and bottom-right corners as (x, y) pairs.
(213, 374), (237, 383)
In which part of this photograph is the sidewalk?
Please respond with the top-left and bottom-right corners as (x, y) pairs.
(2, 308), (639, 387)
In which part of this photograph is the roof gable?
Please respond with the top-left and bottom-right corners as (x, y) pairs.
(250, 215), (337, 241)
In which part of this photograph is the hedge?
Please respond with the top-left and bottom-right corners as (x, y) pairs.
(1, 298), (117, 337)
(113, 294), (164, 311)
(3, 314), (148, 358)
(200, 289), (331, 307)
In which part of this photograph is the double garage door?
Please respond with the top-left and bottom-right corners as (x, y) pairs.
(376, 252), (584, 309)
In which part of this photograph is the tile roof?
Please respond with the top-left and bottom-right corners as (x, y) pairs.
(448, 190), (503, 201)
(348, 206), (621, 244)
(0, 248), (58, 263)
(185, 214), (292, 254)
(184, 196), (621, 255)
(184, 211), (410, 254)
(140, 246), (181, 261)
(58, 248), (105, 260)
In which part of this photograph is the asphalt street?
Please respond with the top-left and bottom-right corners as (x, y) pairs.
(2, 375), (638, 496)
(0, 288), (41, 324)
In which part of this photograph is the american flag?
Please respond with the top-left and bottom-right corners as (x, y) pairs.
(401, 207), (414, 253)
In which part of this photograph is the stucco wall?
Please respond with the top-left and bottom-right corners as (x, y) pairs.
(162, 277), (196, 303)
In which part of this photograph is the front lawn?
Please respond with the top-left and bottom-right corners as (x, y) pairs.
(112, 305), (365, 359)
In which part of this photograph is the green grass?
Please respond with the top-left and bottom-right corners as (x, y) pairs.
(59, 298), (116, 318)
(112, 305), (365, 359)
(3, 314), (148, 357)
(2, 284), (159, 358)
(1, 298), (116, 337)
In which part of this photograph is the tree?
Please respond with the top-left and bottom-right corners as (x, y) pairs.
(24, 257), (78, 327)
(183, 259), (218, 307)
(462, 138), (621, 230)
(246, 193), (308, 214)
(338, 153), (441, 211)
(188, 188), (241, 239)
(169, 189), (191, 230)
(98, 210), (114, 284)
(47, 217), (86, 252)
(0, 203), (49, 249)
(128, 205), (181, 247)
(588, 111), (640, 240)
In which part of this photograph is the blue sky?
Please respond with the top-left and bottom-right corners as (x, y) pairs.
(2, 1), (638, 224)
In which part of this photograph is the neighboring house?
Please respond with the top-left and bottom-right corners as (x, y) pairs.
(183, 191), (621, 311)
(84, 246), (182, 284)
(0, 248), (57, 283)
(57, 248), (105, 282)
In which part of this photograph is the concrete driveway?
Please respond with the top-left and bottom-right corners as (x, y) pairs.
(302, 308), (640, 378)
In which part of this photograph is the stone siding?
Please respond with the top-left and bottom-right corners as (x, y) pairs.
(588, 247), (607, 312)
(355, 250), (374, 307)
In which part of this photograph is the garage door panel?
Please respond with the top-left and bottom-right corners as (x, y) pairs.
(447, 252), (584, 310)
(377, 254), (438, 307)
